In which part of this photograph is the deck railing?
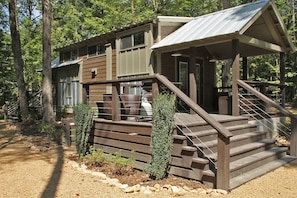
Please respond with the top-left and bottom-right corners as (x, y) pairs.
(237, 80), (297, 156)
(83, 74), (233, 190)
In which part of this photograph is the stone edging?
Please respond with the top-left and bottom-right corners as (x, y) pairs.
(67, 160), (228, 196)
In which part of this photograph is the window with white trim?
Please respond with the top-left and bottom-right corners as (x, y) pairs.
(120, 31), (145, 50)
(88, 43), (106, 57)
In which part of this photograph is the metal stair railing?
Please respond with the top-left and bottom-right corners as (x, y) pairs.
(238, 92), (291, 139)
(157, 83), (218, 167)
(237, 79), (297, 156)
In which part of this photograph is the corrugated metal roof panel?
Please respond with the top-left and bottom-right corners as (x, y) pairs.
(152, 0), (269, 49)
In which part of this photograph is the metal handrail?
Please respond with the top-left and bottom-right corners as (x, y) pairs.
(237, 79), (297, 157)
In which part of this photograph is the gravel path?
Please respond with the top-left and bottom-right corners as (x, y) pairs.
(1, 120), (297, 198)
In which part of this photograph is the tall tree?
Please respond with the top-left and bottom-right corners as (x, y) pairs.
(42, 0), (54, 122)
(8, 0), (28, 119)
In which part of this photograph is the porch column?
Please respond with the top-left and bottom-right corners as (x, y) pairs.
(242, 57), (248, 80)
(232, 39), (240, 116)
(112, 83), (121, 121)
(106, 43), (113, 94)
(82, 84), (89, 104)
(280, 52), (285, 107)
(189, 48), (197, 114)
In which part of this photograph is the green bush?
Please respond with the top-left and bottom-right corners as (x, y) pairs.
(38, 122), (63, 143)
(82, 146), (135, 175)
(56, 105), (69, 121)
(145, 93), (176, 180)
(73, 103), (93, 156)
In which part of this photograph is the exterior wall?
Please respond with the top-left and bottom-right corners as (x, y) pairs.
(52, 64), (80, 110)
(116, 24), (154, 78)
(160, 52), (176, 81)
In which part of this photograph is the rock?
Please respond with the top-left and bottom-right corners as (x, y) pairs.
(106, 178), (120, 187)
(162, 184), (171, 190)
(171, 186), (186, 196)
(90, 171), (107, 179)
(182, 186), (192, 191)
(80, 164), (88, 170)
(123, 187), (135, 193)
(206, 189), (213, 194)
(197, 189), (207, 194)
(143, 189), (152, 195)
(120, 184), (129, 189)
(215, 189), (228, 195)
(133, 184), (141, 192)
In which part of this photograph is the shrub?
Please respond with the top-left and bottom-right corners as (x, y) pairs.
(56, 105), (69, 121)
(145, 93), (176, 180)
(38, 121), (63, 143)
(73, 103), (93, 156)
(82, 146), (135, 175)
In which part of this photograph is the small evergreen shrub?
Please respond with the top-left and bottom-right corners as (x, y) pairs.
(56, 105), (69, 121)
(38, 121), (63, 143)
(145, 93), (176, 180)
(73, 103), (93, 156)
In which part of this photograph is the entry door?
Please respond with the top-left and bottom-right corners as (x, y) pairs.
(178, 57), (203, 105)
(178, 61), (189, 95)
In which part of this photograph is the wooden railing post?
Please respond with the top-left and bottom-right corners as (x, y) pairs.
(217, 133), (230, 190)
(62, 118), (72, 147)
(112, 82), (121, 121)
(82, 84), (89, 104)
(290, 117), (297, 156)
(232, 39), (240, 116)
(152, 80), (159, 103)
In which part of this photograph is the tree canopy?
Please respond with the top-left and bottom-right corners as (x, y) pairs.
(0, 0), (296, 107)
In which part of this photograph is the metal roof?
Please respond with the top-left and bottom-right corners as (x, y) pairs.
(53, 59), (82, 69)
(151, 0), (289, 51)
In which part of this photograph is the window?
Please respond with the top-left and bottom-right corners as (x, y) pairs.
(63, 50), (77, 62)
(66, 77), (72, 98)
(120, 31), (145, 50)
(88, 43), (106, 57)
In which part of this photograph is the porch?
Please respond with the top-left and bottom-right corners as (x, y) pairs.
(81, 74), (297, 190)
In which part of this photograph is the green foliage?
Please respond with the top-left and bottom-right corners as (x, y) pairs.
(82, 146), (106, 167)
(82, 146), (135, 175)
(56, 105), (69, 121)
(145, 93), (176, 180)
(73, 103), (93, 156)
(38, 121), (63, 143)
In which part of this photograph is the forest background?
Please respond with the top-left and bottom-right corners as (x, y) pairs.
(0, 0), (296, 109)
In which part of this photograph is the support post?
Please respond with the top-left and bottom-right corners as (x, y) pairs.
(189, 48), (197, 113)
(112, 83), (121, 121)
(217, 133), (230, 190)
(280, 52), (286, 107)
(152, 80), (159, 103)
(290, 117), (297, 156)
(232, 39), (240, 116)
(242, 57), (248, 80)
(82, 84), (89, 104)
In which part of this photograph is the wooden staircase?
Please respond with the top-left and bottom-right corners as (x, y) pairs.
(170, 113), (296, 190)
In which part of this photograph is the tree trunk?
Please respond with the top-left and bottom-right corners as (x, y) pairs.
(42, 0), (54, 122)
(9, 0), (29, 119)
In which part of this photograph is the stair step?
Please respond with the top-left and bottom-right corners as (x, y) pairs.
(206, 139), (275, 161)
(173, 134), (187, 140)
(185, 123), (258, 138)
(175, 114), (249, 132)
(230, 147), (288, 177)
(230, 155), (297, 189)
(195, 131), (266, 152)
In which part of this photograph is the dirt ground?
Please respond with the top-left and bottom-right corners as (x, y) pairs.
(1, 120), (297, 198)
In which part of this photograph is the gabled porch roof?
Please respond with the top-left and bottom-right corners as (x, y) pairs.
(152, 0), (295, 59)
